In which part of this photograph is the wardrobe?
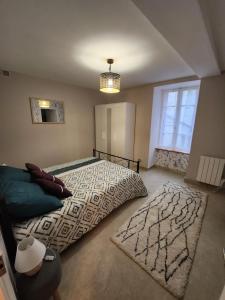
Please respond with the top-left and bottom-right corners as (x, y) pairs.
(95, 102), (135, 160)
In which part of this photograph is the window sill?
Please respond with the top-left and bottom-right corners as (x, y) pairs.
(155, 147), (190, 155)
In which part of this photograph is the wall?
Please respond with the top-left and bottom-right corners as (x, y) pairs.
(0, 73), (105, 168)
(2, 72), (222, 174)
(186, 74), (225, 181)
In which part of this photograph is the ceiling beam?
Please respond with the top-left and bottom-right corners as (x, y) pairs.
(132, 0), (221, 78)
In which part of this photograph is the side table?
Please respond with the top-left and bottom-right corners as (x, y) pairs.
(15, 249), (62, 300)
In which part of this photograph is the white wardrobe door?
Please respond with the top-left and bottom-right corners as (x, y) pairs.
(124, 103), (135, 160)
(95, 102), (135, 160)
(111, 104), (126, 158)
(95, 105), (107, 152)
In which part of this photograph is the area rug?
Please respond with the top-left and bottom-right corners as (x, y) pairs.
(112, 182), (207, 298)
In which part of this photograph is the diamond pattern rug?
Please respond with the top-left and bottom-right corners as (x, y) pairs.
(112, 182), (207, 298)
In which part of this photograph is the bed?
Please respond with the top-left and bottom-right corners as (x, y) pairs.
(13, 157), (147, 253)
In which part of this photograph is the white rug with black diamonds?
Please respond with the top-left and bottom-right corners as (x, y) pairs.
(112, 182), (207, 298)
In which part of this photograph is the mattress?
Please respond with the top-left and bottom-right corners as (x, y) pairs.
(13, 159), (147, 253)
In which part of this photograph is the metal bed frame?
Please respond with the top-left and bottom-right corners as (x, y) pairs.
(93, 149), (141, 173)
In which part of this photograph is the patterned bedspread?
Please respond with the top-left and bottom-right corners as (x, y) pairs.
(13, 160), (147, 253)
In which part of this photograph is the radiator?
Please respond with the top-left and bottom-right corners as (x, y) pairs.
(196, 156), (225, 186)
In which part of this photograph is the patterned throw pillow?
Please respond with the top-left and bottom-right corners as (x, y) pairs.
(35, 179), (72, 199)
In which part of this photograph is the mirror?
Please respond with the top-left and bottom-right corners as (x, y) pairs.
(30, 98), (65, 124)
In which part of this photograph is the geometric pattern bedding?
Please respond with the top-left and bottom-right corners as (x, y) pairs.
(13, 160), (147, 253)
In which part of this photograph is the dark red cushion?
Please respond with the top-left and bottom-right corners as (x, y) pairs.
(35, 179), (72, 199)
(25, 163), (41, 172)
(31, 170), (65, 187)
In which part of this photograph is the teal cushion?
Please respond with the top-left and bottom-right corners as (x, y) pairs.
(0, 180), (63, 220)
(0, 166), (31, 182)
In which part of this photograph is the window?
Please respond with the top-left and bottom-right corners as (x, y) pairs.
(158, 86), (199, 153)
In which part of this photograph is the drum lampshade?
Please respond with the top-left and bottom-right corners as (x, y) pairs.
(15, 236), (46, 274)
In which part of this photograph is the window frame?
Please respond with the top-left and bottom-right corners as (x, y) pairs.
(158, 85), (199, 154)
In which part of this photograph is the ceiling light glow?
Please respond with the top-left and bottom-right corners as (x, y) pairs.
(73, 35), (151, 74)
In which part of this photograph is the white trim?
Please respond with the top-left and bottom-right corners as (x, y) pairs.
(148, 80), (200, 168)
(174, 89), (182, 147)
(0, 234), (17, 300)
(157, 81), (200, 154)
(155, 80), (201, 92)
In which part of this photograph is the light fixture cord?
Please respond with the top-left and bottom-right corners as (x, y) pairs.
(109, 63), (111, 72)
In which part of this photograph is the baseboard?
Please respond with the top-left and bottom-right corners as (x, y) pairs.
(184, 177), (198, 185)
(184, 176), (223, 193)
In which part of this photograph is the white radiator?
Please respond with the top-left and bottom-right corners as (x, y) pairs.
(196, 156), (225, 186)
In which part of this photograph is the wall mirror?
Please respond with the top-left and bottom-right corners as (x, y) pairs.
(30, 97), (65, 124)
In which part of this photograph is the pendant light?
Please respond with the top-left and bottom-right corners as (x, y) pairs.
(100, 59), (120, 93)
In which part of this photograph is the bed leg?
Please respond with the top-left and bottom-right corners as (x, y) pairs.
(137, 160), (140, 173)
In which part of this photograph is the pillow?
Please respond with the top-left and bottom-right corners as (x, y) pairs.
(35, 179), (72, 199)
(0, 180), (63, 220)
(31, 170), (65, 187)
(25, 163), (41, 172)
(0, 166), (31, 182)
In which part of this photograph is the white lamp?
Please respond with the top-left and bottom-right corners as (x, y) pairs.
(15, 236), (46, 276)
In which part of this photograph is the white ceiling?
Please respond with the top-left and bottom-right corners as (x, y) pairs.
(0, 0), (223, 90)
(199, 0), (225, 70)
(132, 0), (220, 77)
(0, 0), (194, 89)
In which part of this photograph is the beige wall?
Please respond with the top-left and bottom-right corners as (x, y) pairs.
(186, 74), (225, 180)
(1, 72), (223, 175)
(0, 73), (104, 168)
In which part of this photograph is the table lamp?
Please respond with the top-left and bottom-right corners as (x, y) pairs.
(15, 236), (46, 276)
